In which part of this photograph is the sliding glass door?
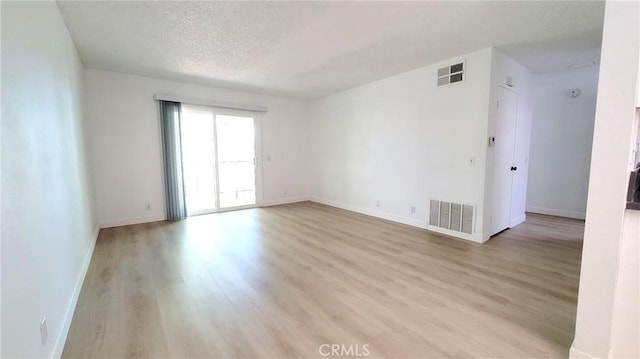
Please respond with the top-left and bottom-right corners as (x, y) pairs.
(181, 107), (218, 215)
(216, 115), (256, 208)
(180, 105), (258, 215)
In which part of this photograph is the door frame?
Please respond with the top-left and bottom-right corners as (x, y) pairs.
(489, 84), (520, 236)
(180, 104), (263, 216)
(212, 107), (263, 213)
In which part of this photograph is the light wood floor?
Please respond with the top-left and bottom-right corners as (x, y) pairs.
(63, 202), (584, 358)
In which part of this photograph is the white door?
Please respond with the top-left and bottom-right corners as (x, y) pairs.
(490, 86), (518, 236)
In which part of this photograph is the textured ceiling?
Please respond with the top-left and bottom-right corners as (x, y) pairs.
(57, 1), (605, 99)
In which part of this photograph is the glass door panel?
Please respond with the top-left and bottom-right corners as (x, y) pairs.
(215, 115), (256, 208)
(180, 107), (217, 214)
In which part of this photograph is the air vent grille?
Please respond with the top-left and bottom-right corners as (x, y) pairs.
(428, 199), (473, 234)
(437, 62), (464, 86)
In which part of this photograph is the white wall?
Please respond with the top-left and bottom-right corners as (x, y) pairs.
(609, 210), (639, 358)
(309, 48), (494, 242)
(526, 67), (599, 219)
(1, 2), (98, 358)
(84, 69), (310, 227)
(484, 49), (533, 230)
(570, 1), (640, 358)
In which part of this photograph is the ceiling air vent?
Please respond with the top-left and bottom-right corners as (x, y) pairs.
(437, 62), (464, 86)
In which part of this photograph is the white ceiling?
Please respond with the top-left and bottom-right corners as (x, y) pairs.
(57, 1), (605, 99)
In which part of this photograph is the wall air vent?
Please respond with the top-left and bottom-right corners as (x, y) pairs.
(437, 62), (464, 86)
(428, 199), (473, 234)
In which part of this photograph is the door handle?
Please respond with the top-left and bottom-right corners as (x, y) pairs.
(510, 166), (518, 171)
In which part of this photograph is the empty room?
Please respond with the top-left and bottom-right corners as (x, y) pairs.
(2, 1), (639, 359)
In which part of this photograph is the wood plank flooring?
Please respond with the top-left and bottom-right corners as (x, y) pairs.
(63, 202), (583, 358)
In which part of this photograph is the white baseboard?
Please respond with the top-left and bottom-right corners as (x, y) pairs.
(526, 206), (586, 220)
(569, 344), (601, 359)
(310, 197), (427, 229)
(510, 213), (527, 227)
(100, 213), (166, 228)
(426, 225), (486, 243)
(103, 200), (315, 227)
(51, 224), (100, 359)
(310, 197), (485, 243)
(309, 197), (489, 243)
(261, 196), (310, 207)
(102, 200), (313, 227)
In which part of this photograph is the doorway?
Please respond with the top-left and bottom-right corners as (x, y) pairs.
(180, 105), (259, 216)
(490, 86), (519, 236)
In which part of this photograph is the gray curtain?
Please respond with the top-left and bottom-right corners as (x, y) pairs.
(159, 101), (187, 220)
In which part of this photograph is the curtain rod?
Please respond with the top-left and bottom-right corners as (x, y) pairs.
(153, 93), (268, 113)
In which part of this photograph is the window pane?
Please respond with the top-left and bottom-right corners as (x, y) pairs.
(181, 109), (217, 213)
(216, 115), (256, 208)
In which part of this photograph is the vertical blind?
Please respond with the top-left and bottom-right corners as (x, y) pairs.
(159, 100), (187, 220)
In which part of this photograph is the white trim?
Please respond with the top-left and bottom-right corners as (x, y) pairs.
(187, 208), (219, 216)
(310, 197), (485, 243)
(212, 110), (221, 211)
(526, 206), (586, 220)
(510, 213), (527, 227)
(188, 204), (261, 217)
(210, 204), (258, 214)
(154, 93), (267, 113)
(569, 344), (601, 359)
(254, 115), (264, 208)
(310, 197), (426, 229)
(261, 196), (310, 207)
(426, 224), (487, 243)
(181, 106), (263, 215)
(100, 214), (166, 228)
(51, 225), (100, 359)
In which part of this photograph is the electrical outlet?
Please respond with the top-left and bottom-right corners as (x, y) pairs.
(411, 206), (416, 214)
(145, 203), (151, 211)
(40, 317), (47, 346)
(284, 189), (288, 196)
(376, 200), (380, 207)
